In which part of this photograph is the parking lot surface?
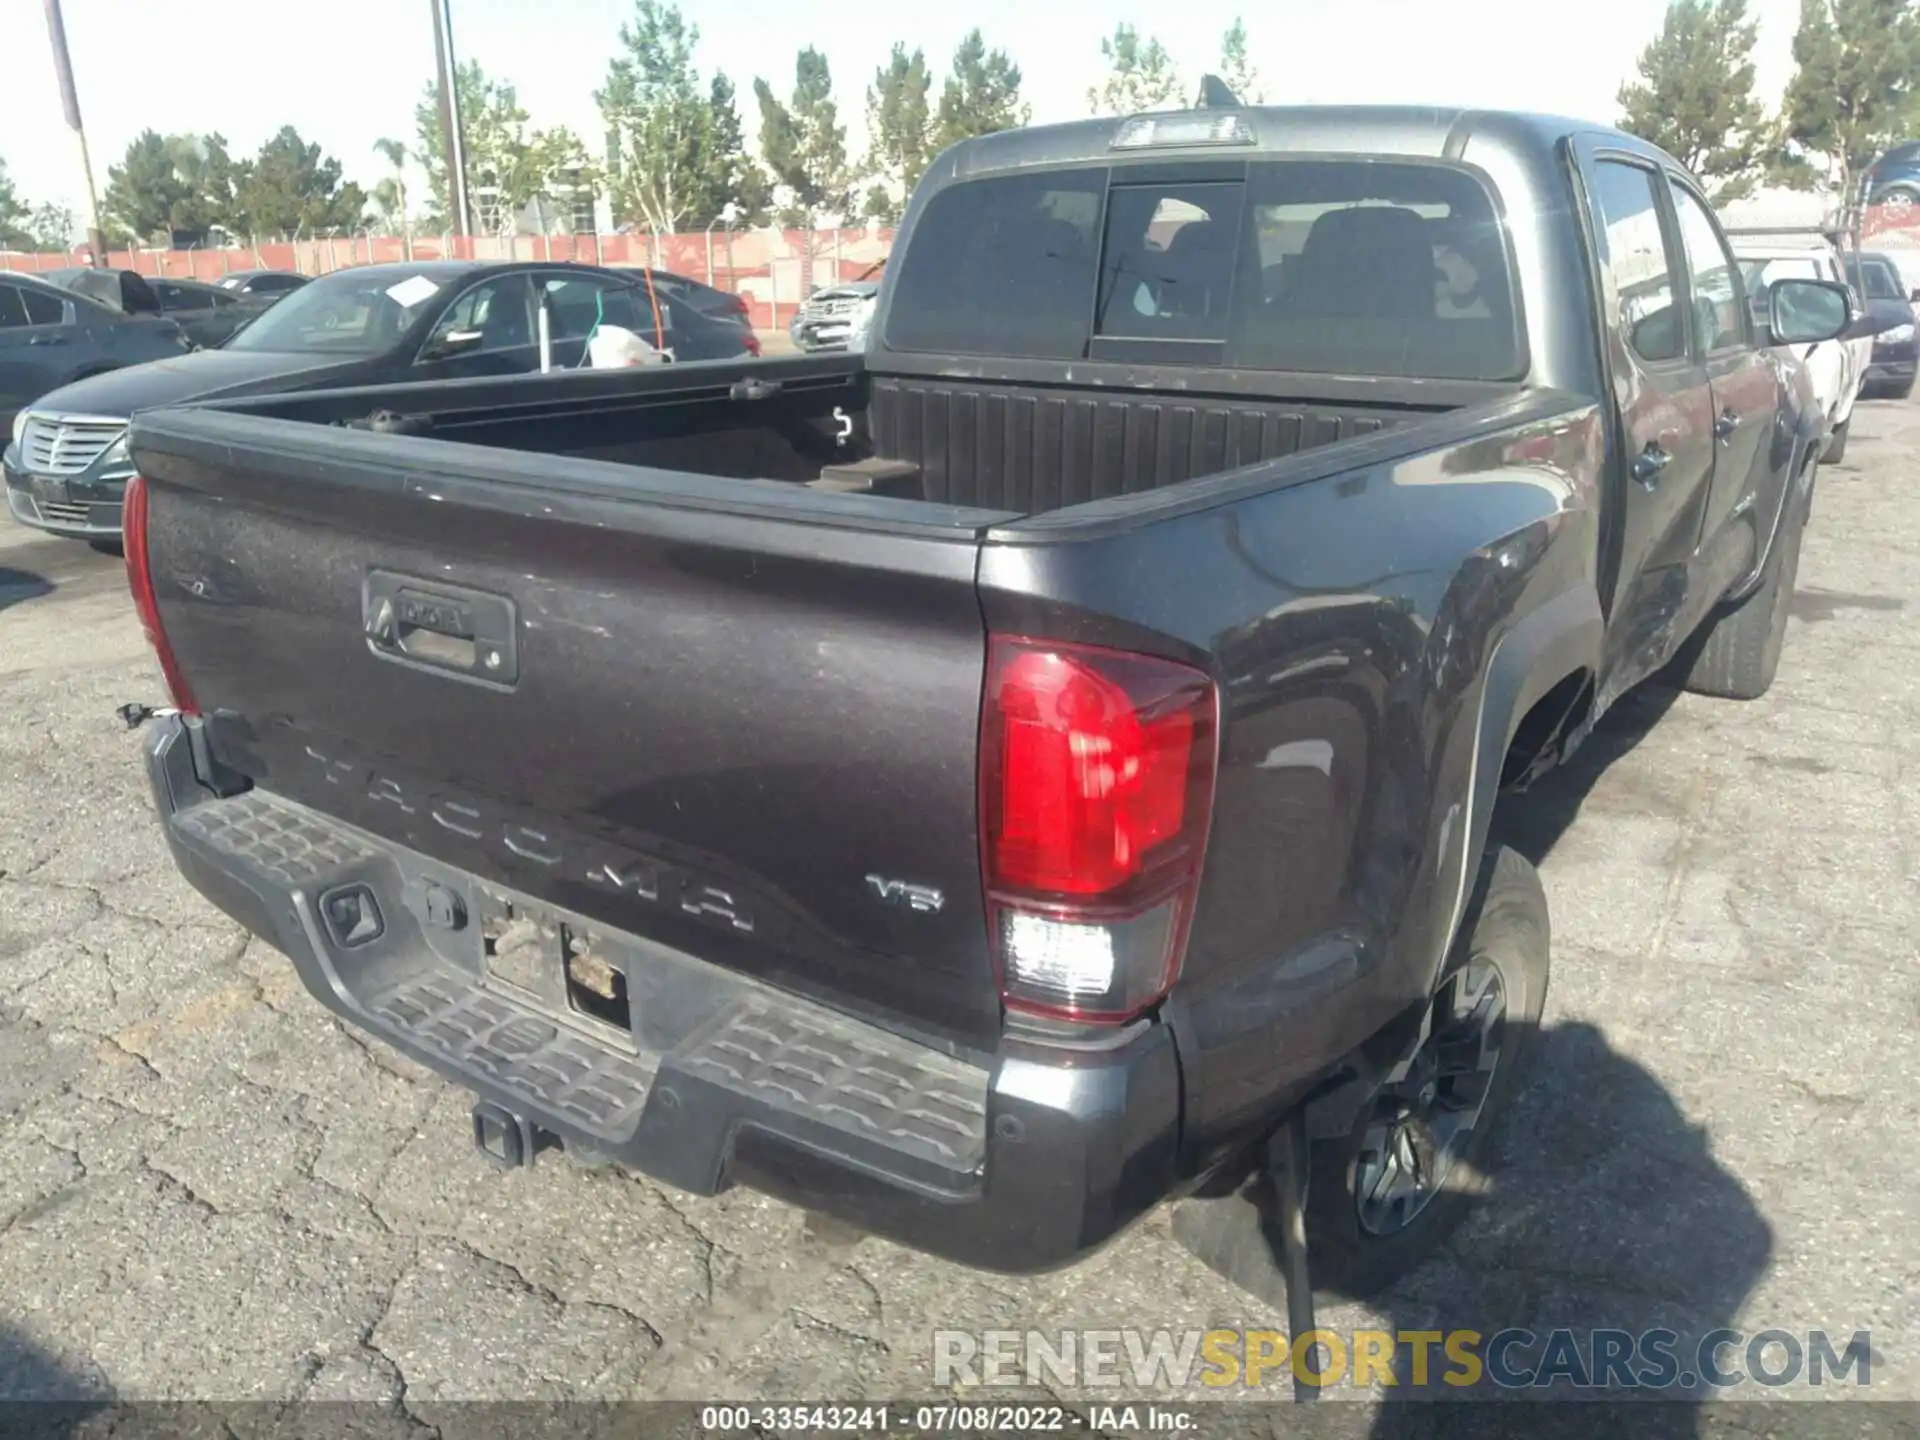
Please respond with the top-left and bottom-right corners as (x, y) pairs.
(2, 403), (1917, 1420)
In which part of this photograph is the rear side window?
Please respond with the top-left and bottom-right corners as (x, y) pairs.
(0, 286), (29, 329)
(20, 287), (63, 326)
(884, 160), (1521, 380)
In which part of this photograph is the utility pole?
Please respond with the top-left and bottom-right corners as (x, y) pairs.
(41, 0), (107, 264)
(430, 0), (472, 238)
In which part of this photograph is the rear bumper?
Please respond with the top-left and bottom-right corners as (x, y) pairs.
(145, 717), (1181, 1273)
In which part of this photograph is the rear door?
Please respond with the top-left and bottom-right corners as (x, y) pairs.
(1665, 177), (1777, 542)
(1576, 148), (1718, 659)
(0, 282), (70, 433)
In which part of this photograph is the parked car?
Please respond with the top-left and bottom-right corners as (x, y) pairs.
(789, 258), (885, 352)
(1865, 142), (1920, 211)
(4, 259), (757, 541)
(150, 276), (279, 349)
(1733, 232), (1873, 459)
(608, 267), (754, 330)
(0, 271), (190, 490)
(215, 269), (310, 299)
(126, 103), (1860, 1310)
(1844, 250), (1917, 399)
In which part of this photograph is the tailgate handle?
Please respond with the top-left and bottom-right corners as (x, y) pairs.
(364, 571), (518, 687)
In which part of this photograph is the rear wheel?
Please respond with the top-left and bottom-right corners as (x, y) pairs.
(1170, 846), (1550, 1302)
(1302, 845), (1549, 1297)
(1673, 479), (1808, 701)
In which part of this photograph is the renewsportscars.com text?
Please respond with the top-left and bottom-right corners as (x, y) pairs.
(932, 1327), (1873, 1391)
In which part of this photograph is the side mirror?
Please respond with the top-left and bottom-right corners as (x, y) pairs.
(422, 327), (483, 360)
(1767, 277), (1853, 345)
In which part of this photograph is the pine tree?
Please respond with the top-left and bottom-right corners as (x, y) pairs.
(755, 48), (852, 225)
(1618, 0), (1769, 200)
(1087, 25), (1183, 117)
(699, 75), (772, 226)
(235, 126), (366, 238)
(860, 44), (933, 222)
(1781, 0), (1920, 200)
(1218, 18), (1265, 104)
(932, 30), (1028, 152)
(102, 131), (190, 241)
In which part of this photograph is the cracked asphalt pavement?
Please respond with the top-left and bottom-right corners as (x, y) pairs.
(2, 401), (1918, 1421)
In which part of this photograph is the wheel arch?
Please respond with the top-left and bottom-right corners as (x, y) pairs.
(1437, 586), (1603, 986)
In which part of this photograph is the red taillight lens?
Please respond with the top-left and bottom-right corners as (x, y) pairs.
(122, 473), (197, 715)
(730, 293), (751, 316)
(981, 636), (1217, 1021)
(743, 331), (762, 356)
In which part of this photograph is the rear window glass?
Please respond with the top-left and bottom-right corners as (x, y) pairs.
(883, 160), (1521, 380)
(1235, 161), (1520, 379)
(883, 168), (1106, 359)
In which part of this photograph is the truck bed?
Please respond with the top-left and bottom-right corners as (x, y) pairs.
(210, 353), (1444, 517)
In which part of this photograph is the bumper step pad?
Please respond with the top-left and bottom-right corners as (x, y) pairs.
(169, 785), (990, 1182)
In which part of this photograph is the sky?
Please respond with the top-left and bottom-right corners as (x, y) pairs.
(0, 0), (1808, 230)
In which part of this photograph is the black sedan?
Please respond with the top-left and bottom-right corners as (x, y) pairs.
(1846, 251), (1918, 400)
(4, 260), (759, 542)
(216, 269), (310, 298)
(608, 267), (754, 329)
(151, 277), (278, 348)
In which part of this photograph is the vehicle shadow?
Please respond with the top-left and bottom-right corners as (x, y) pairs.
(1356, 1015), (1773, 1432)
(0, 566), (55, 614)
(0, 1320), (113, 1436)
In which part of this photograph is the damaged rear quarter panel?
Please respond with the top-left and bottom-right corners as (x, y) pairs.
(976, 397), (1606, 1162)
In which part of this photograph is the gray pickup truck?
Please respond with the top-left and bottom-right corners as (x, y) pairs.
(123, 96), (1861, 1315)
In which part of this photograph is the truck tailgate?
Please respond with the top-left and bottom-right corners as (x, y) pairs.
(134, 411), (1007, 1051)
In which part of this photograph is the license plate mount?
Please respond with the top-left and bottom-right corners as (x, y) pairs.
(479, 889), (635, 1048)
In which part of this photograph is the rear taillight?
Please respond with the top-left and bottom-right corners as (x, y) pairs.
(122, 473), (197, 715)
(980, 636), (1218, 1022)
(743, 331), (762, 356)
(730, 293), (751, 317)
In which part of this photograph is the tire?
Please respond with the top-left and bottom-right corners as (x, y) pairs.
(1301, 845), (1550, 1297)
(1822, 418), (1849, 464)
(1673, 479), (1808, 701)
(1170, 846), (1551, 1303)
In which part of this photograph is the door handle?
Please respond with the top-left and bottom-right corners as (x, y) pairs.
(1714, 409), (1740, 441)
(1632, 444), (1671, 488)
(27, 335), (68, 346)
